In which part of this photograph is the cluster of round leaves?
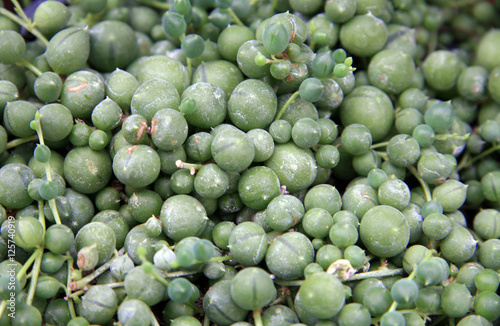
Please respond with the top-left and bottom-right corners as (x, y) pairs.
(1, 0), (500, 325)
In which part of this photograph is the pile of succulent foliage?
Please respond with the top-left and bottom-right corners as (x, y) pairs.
(0, 0), (499, 325)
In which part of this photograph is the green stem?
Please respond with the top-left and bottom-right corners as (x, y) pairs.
(6, 134), (38, 150)
(176, 160), (203, 174)
(151, 315), (161, 326)
(388, 300), (399, 313)
(67, 289), (85, 299)
(275, 91), (299, 120)
(428, 239), (439, 251)
(16, 247), (43, 280)
(136, 0), (171, 10)
(435, 133), (469, 142)
(370, 141), (389, 150)
(101, 281), (124, 288)
(458, 143), (500, 171)
(397, 308), (441, 318)
(72, 295), (82, 307)
(70, 254), (121, 290)
(208, 255), (233, 262)
(226, 8), (244, 26)
(149, 268), (170, 288)
(267, 0), (279, 18)
(271, 279), (302, 287)
(160, 270), (201, 279)
(375, 151), (388, 161)
(37, 200), (46, 232)
(274, 268), (406, 287)
(32, 113), (63, 224)
(187, 57), (192, 84)
(347, 268), (405, 282)
(26, 253), (43, 305)
(269, 291), (287, 306)
(269, 54), (289, 63)
(309, 39), (316, 52)
(253, 309), (264, 326)
(12, 0), (29, 24)
(203, 315), (211, 326)
(79, 12), (105, 27)
(286, 294), (294, 310)
(0, 8), (49, 46)
(34, 129), (45, 148)
(408, 166), (432, 202)
(65, 256), (77, 319)
(0, 301), (6, 319)
(19, 58), (43, 76)
(455, 151), (470, 172)
(48, 199), (62, 225)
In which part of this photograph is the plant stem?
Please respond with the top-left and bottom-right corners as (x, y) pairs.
(0, 7), (49, 46)
(226, 8), (244, 26)
(269, 291), (287, 306)
(149, 268), (170, 288)
(208, 255), (233, 262)
(0, 301), (6, 319)
(267, 0), (279, 18)
(397, 308), (441, 318)
(136, 0), (171, 10)
(388, 300), (399, 312)
(19, 58), (43, 76)
(6, 135), (38, 150)
(176, 160), (203, 175)
(101, 281), (124, 288)
(309, 39), (316, 52)
(66, 289), (85, 299)
(12, 0), (29, 23)
(65, 256), (77, 319)
(458, 143), (500, 171)
(16, 247), (43, 280)
(253, 309), (264, 326)
(274, 268), (406, 287)
(408, 166), (432, 202)
(161, 270), (201, 279)
(48, 199), (62, 225)
(346, 268), (405, 282)
(275, 91), (299, 120)
(26, 253), (43, 305)
(151, 315), (161, 326)
(286, 294), (294, 310)
(455, 151), (470, 172)
(37, 200), (46, 232)
(203, 315), (210, 326)
(370, 141), (389, 150)
(33, 114), (63, 224)
(187, 57), (192, 84)
(70, 254), (121, 290)
(435, 133), (469, 142)
(375, 151), (388, 161)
